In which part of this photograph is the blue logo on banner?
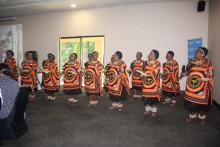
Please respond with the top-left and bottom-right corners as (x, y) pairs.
(188, 38), (202, 61)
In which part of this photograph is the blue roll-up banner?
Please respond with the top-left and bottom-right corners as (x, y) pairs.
(188, 38), (202, 61)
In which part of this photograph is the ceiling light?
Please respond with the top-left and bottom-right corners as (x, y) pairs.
(70, 4), (77, 8)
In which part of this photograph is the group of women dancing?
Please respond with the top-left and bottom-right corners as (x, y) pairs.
(3, 47), (214, 125)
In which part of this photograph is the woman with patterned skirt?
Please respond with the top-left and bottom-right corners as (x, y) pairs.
(63, 53), (82, 104)
(104, 55), (114, 92)
(130, 52), (144, 99)
(162, 51), (180, 107)
(21, 51), (38, 99)
(4, 50), (19, 81)
(42, 53), (60, 101)
(183, 47), (214, 125)
(142, 50), (161, 117)
(84, 51), (103, 107)
(108, 51), (130, 112)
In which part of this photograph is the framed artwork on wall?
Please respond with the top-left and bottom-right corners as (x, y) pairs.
(59, 35), (105, 85)
(0, 24), (23, 64)
(188, 38), (202, 61)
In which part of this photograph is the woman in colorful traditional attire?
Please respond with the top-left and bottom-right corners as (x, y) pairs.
(84, 51), (102, 107)
(162, 51), (180, 107)
(21, 51), (38, 99)
(4, 50), (19, 81)
(183, 47), (213, 125)
(108, 51), (130, 112)
(104, 55), (114, 92)
(42, 53), (60, 101)
(141, 50), (161, 117)
(130, 52), (144, 99)
(63, 53), (82, 104)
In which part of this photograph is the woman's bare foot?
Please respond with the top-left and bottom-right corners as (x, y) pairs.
(117, 107), (123, 112)
(170, 102), (176, 107)
(200, 119), (206, 125)
(151, 112), (157, 117)
(185, 117), (193, 123)
(144, 111), (151, 115)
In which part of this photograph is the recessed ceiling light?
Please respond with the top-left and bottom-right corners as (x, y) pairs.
(70, 4), (77, 8)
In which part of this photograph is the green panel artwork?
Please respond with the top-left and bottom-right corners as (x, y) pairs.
(59, 36), (104, 85)
(59, 38), (81, 70)
(83, 41), (95, 54)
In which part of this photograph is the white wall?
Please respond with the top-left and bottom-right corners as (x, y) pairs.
(0, 0), (209, 90)
(209, 0), (220, 104)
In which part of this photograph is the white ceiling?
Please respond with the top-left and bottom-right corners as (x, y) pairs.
(0, 0), (191, 17)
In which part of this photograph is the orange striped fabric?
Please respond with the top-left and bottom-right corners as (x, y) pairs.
(21, 60), (38, 90)
(84, 61), (102, 95)
(142, 60), (161, 100)
(162, 59), (180, 93)
(184, 58), (214, 105)
(104, 62), (113, 88)
(4, 58), (19, 81)
(63, 61), (82, 90)
(130, 60), (144, 87)
(108, 61), (130, 96)
(42, 60), (60, 91)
